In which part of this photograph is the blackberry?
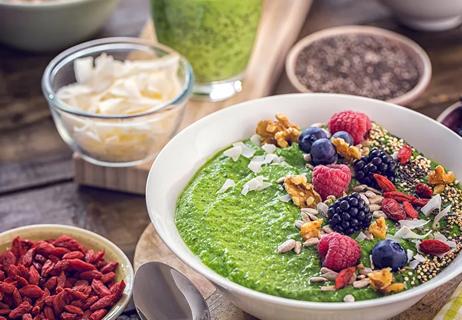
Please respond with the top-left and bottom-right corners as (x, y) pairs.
(353, 148), (397, 188)
(327, 193), (372, 235)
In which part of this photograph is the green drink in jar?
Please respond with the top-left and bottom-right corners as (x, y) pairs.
(151, 0), (262, 101)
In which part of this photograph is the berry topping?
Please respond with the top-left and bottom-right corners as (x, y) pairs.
(328, 110), (372, 144)
(381, 198), (406, 221)
(402, 201), (419, 219)
(419, 239), (451, 256)
(317, 232), (361, 272)
(415, 183), (433, 199)
(397, 145), (412, 164)
(298, 127), (328, 153)
(327, 193), (372, 235)
(353, 149), (397, 188)
(371, 239), (407, 271)
(335, 267), (356, 289)
(310, 138), (337, 166)
(312, 164), (352, 200)
(332, 131), (354, 145)
(373, 174), (396, 192)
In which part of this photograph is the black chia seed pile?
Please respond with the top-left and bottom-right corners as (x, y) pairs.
(294, 34), (421, 101)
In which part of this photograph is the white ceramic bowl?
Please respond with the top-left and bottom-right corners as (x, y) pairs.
(146, 93), (462, 320)
(380, 0), (462, 31)
(286, 26), (432, 106)
(0, 224), (134, 319)
(0, 0), (119, 51)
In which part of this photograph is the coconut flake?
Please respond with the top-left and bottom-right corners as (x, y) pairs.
(241, 176), (271, 195)
(217, 179), (235, 193)
(262, 144), (276, 154)
(279, 194), (292, 203)
(233, 142), (255, 158)
(407, 249), (414, 262)
(398, 219), (429, 230)
(432, 205), (452, 230)
(413, 253), (426, 263)
(355, 232), (367, 241)
(421, 194), (442, 216)
(250, 134), (261, 146)
(224, 145), (242, 161)
(392, 226), (432, 240)
(409, 260), (420, 269)
(433, 232), (457, 248)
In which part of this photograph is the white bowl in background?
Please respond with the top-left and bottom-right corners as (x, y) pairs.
(146, 93), (462, 320)
(285, 26), (432, 106)
(0, 0), (119, 51)
(380, 0), (462, 31)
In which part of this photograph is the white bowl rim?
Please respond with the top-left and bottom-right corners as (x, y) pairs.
(0, 224), (135, 317)
(285, 25), (432, 106)
(146, 93), (462, 311)
(0, 0), (104, 8)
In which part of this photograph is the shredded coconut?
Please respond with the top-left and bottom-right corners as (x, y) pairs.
(217, 179), (235, 193)
(241, 176), (272, 195)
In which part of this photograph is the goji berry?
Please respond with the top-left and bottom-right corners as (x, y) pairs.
(67, 259), (96, 272)
(61, 312), (78, 320)
(373, 174), (396, 192)
(0, 309), (9, 315)
(110, 281), (126, 299)
(12, 288), (22, 306)
(28, 266), (40, 285)
(335, 267), (356, 289)
(100, 272), (116, 284)
(0, 251), (16, 269)
(44, 306), (55, 320)
(420, 239), (451, 255)
(89, 294), (115, 311)
(82, 296), (99, 310)
(56, 271), (66, 290)
(62, 251), (84, 260)
(9, 301), (32, 318)
(100, 262), (118, 274)
(397, 145), (412, 164)
(89, 308), (108, 320)
(64, 304), (84, 315)
(415, 183), (433, 198)
(382, 198), (406, 221)
(19, 285), (44, 299)
(91, 279), (111, 297)
(41, 260), (54, 278)
(412, 198), (429, 207)
(52, 236), (84, 252)
(383, 191), (416, 203)
(79, 270), (102, 281)
(23, 313), (33, 320)
(19, 248), (35, 267)
(403, 201), (419, 219)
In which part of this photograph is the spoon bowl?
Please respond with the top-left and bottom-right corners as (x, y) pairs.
(134, 261), (210, 320)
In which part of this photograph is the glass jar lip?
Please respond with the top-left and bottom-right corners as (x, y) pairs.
(41, 37), (194, 120)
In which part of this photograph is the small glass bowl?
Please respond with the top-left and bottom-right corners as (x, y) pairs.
(42, 37), (193, 167)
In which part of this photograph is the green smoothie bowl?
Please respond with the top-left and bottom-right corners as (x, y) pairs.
(146, 93), (462, 320)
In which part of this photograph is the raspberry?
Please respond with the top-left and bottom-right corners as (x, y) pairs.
(312, 164), (352, 200)
(328, 110), (372, 145)
(317, 233), (361, 272)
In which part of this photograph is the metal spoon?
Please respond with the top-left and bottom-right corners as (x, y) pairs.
(133, 261), (210, 320)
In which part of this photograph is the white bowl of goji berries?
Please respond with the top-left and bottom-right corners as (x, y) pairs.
(0, 224), (134, 320)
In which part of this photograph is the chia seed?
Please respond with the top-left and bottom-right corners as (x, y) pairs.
(294, 34), (420, 101)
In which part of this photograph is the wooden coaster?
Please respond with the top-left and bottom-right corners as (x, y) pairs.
(134, 223), (462, 320)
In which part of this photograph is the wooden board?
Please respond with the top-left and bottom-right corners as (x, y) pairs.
(134, 223), (462, 320)
(74, 0), (313, 194)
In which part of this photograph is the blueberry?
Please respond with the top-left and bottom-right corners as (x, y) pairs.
(372, 240), (408, 271)
(332, 131), (354, 145)
(310, 138), (337, 165)
(298, 127), (328, 153)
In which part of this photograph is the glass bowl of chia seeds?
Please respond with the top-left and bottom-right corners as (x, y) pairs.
(286, 25), (432, 106)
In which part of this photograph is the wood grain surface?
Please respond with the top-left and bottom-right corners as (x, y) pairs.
(2, 0), (462, 319)
(73, 0), (313, 194)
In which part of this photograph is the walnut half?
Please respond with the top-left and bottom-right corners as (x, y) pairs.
(283, 175), (321, 208)
(256, 113), (300, 148)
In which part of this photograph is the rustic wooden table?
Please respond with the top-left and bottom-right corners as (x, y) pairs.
(1, 0), (461, 319)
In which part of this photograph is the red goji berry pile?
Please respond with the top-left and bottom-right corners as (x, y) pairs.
(0, 235), (125, 320)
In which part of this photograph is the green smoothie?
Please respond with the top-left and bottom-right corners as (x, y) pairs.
(151, 0), (261, 83)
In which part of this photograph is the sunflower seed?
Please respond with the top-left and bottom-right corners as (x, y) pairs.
(277, 239), (296, 253)
(317, 202), (329, 217)
(322, 225), (334, 233)
(320, 285), (336, 291)
(320, 267), (334, 274)
(307, 212), (318, 221)
(301, 208), (319, 215)
(359, 193), (370, 205)
(373, 210), (387, 218)
(303, 154), (312, 162)
(369, 196), (384, 204)
(365, 191), (377, 198)
(369, 204), (381, 211)
(359, 267), (373, 275)
(294, 241), (302, 255)
(301, 212), (311, 222)
(343, 294), (355, 302)
(294, 220), (304, 229)
(306, 163), (314, 169)
(357, 274), (366, 279)
(353, 279), (370, 289)
(303, 238), (320, 247)
(321, 270), (339, 281)
(353, 184), (368, 192)
(367, 186), (382, 194)
(277, 177), (286, 184)
(309, 276), (328, 283)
